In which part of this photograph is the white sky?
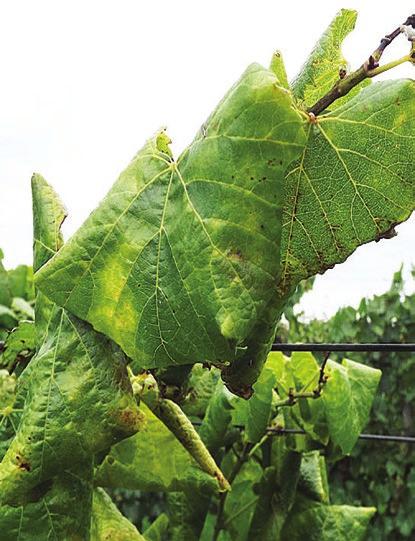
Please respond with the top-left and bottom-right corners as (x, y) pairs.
(1, 0), (414, 319)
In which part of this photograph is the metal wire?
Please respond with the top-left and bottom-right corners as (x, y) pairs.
(267, 427), (415, 444)
(191, 422), (415, 444)
(271, 343), (415, 352)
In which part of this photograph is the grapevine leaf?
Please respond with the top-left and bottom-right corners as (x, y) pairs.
(271, 352), (381, 455)
(323, 359), (381, 455)
(221, 460), (262, 541)
(272, 352), (329, 445)
(297, 452), (329, 504)
(91, 488), (145, 541)
(281, 496), (376, 541)
(0, 371), (16, 460)
(0, 306), (144, 505)
(10, 298), (34, 321)
(0, 306), (17, 333)
(281, 80), (415, 298)
(0, 321), (35, 370)
(7, 266), (35, 302)
(35, 64), (306, 376)
(0, 175), (143, 506)
(248, 439), (301, 540)
(0, 250), (12, 309)
(31, 173), (66, 274)
(230, 354), (279, 443)
(166, 490), (212, 541)
(181, 364), (221, 419)
(143, 513), (169, 541)
(0, 370), (15, 413)
(292, 9), (369, 109)
(198, 379), (234, 452)
(96, 402), (220, 493)
(31, 173), (67, 345)
(0, 463), (93, 541)
(270, 51), (290, 90)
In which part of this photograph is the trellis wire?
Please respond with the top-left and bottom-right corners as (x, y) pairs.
(267, 428), (415, 444)
(191, 422), (415, 444)
(271, 343), (415, 352)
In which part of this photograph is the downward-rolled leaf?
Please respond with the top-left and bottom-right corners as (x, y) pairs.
(182, 364), (221, 419)
(0, 305), (144, 505)
(35, 63), (306, 374)
(198, 378), (234, 452)
(32, 173), (67, 274)
(96, 403), (220, 493)
(297, 452), (329, 504)
(323, 359), (381, 455)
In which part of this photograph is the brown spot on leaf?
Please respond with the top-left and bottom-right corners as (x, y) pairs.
(15, 454), (31, 472)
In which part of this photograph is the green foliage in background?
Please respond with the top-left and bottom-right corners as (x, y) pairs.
(280, 268), (415, 540)
(0, 8), (414, 540)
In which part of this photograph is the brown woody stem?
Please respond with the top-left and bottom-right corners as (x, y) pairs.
(309, 14), (415, 116)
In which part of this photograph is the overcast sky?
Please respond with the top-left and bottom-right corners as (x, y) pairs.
(1, 0), (414, 318)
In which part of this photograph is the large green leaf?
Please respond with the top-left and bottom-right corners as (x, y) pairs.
(35, 63), (306, 376)
(271, 352), (380, 456)
(0, 463), (93, 541)
(91, 488), (145, 541)
(219, 77), (415, 391)
(323, 359), (381, 455)
(292, 9), (368, 110)
(96, 402), (219, 493)
(0, 176), (142, 507)
(281, 496), (376, 541)
(0, 305), (144, 505)
(280, 80), (415, 298)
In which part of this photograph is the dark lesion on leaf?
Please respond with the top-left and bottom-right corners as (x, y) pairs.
(375, 222), (398, 242)
(15, 453), (31, 472)
(226, 248), (243, 262)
